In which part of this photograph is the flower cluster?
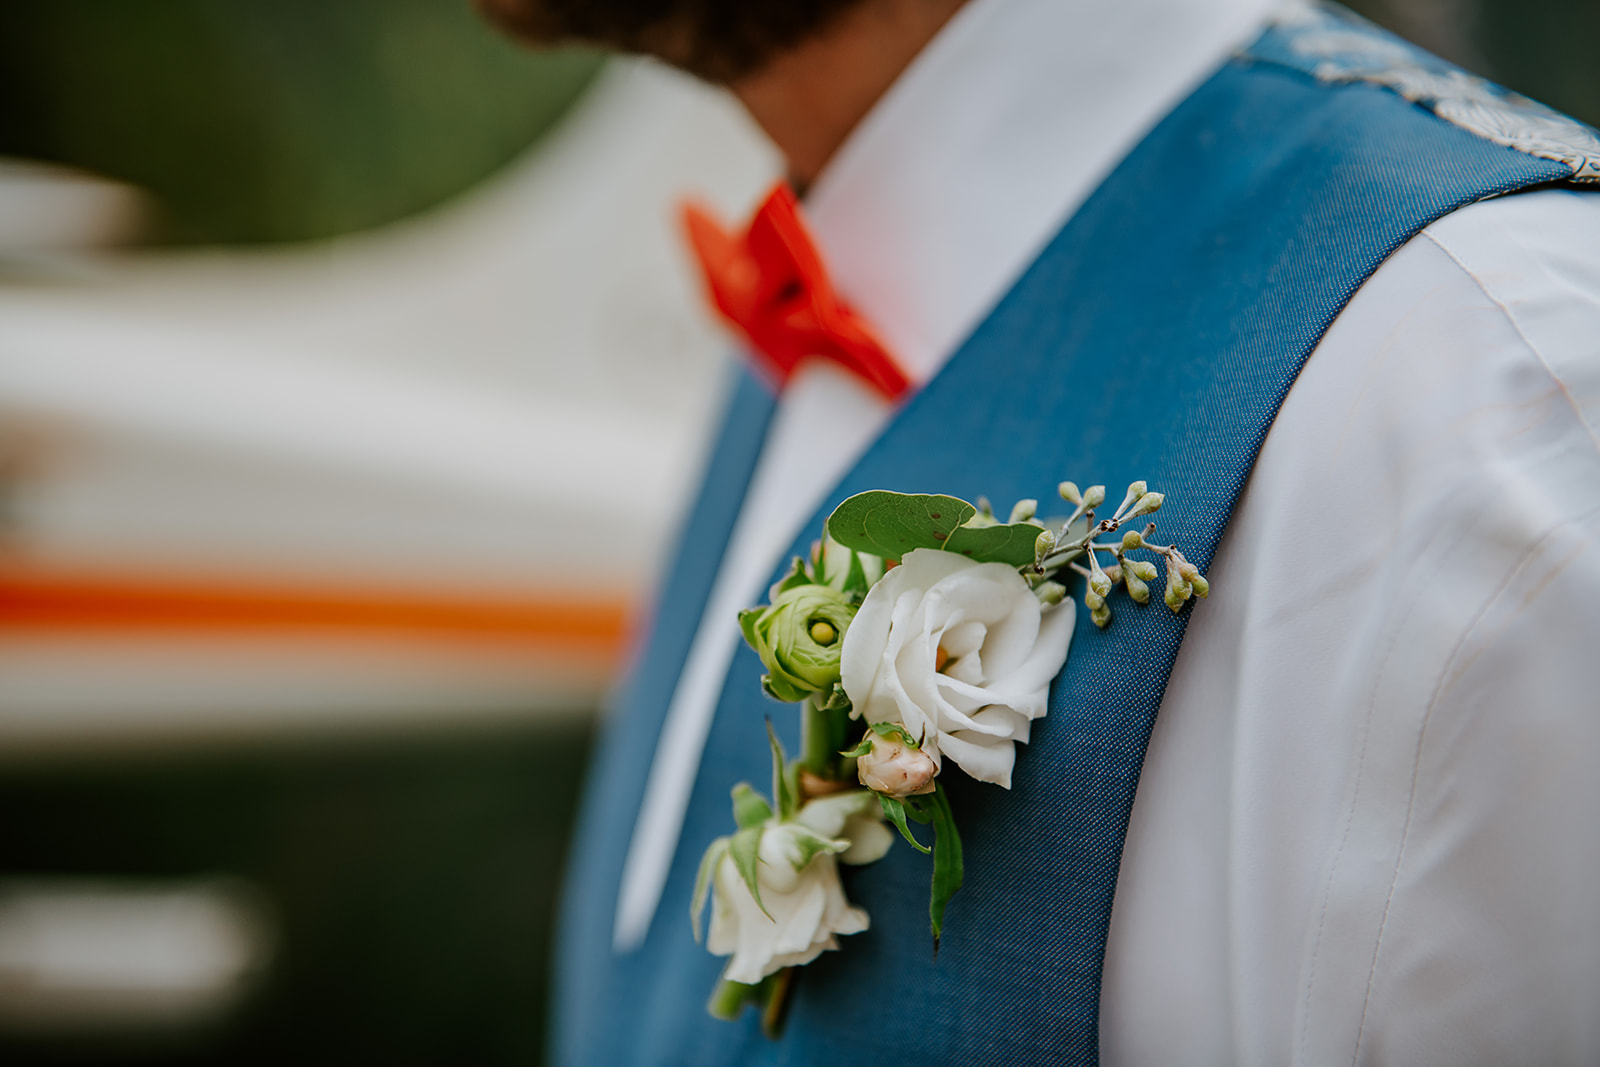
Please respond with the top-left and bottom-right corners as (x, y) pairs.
(696, 478), (1208, 1034)
(842, 549), (1075, 789)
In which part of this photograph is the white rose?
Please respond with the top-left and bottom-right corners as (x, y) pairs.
(705, 792), (891, 984)
(840, 548), (1075, 788)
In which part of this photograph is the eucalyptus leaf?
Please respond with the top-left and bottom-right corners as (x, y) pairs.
(928, 783), (965, 951)
(731, 783), (773, 831)
(728, 825), (768, 919)
(942, 519), (1048, 568)
(825, 492), (975, 561)
(878, 795), (931, 854)
(826, 490), (1052, 568)
(690, 837), (728, 942)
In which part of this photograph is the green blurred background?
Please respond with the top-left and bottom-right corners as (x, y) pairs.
(0, 1), (1594, 1065)
(0, 0), (1594, 247)
(0, 723), (592, 1065)
(0, 0), (602, 245)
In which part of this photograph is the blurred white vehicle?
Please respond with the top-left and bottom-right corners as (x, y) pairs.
(0, 59), (778, 757)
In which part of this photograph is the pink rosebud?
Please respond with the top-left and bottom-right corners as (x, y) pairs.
(856, 735), (938, 797)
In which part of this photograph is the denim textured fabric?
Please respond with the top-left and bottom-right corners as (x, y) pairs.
(554, 19), (1587, 1067)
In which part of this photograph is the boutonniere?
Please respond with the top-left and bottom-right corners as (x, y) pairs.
(694, 480), (1208, 1033)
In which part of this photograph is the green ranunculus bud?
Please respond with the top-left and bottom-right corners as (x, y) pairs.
(739, 583), (858, 703)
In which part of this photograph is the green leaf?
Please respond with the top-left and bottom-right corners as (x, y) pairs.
(820, 537), (865, 596)
(731, 783), (772, 831)
(942, 520), (1048, 568)
(825, 490), (1049, 567)
(840, 735), (874, 759)
(737, 608), (765, 656)
(927, 782), (965, 952)
(825, 491), (975, 561)
(760, 673), (810, 704)
(870, 721), (921, 748)
(823, 539), (885, 600)
(843, 721), (922, 759)
(728, 825), (768, 918)
(816, 684), (852, 714)
(878, 795), (931, 854)
(769, 557), (813, 598)
(690, 837), (728, 942)
(766, 720), (797, 821)
(901, 794), (934, 825)
(783, 825), (848, 871)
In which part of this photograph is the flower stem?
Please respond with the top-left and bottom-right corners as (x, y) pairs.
(800, 696), (841, 779)
(761, 967), (797, 1038)
(707, 977), (757, 1021)
(707, 970), (795, 1037)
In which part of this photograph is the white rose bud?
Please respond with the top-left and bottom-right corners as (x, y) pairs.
(702, 792), (888, 984)
(857, 734), (938, 797)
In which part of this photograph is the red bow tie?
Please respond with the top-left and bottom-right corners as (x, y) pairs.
(681, 183), (910, 401)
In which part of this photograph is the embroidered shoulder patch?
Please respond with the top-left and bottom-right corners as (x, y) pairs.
(1253, 1), (1600, 184)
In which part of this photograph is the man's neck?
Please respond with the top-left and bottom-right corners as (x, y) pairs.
(730, 0), (969, 190)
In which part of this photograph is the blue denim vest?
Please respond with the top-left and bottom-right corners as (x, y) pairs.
(554, 8), (1599, 1064)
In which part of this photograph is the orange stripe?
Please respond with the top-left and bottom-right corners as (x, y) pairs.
(0, 564), (631, 657)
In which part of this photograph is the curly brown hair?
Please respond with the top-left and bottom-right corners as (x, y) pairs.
(475, 0), (870, 82)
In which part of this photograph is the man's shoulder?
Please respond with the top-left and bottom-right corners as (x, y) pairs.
(1419, 189), (1600, 440)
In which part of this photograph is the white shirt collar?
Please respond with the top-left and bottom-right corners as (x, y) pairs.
(805, 0), (1280, 383)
